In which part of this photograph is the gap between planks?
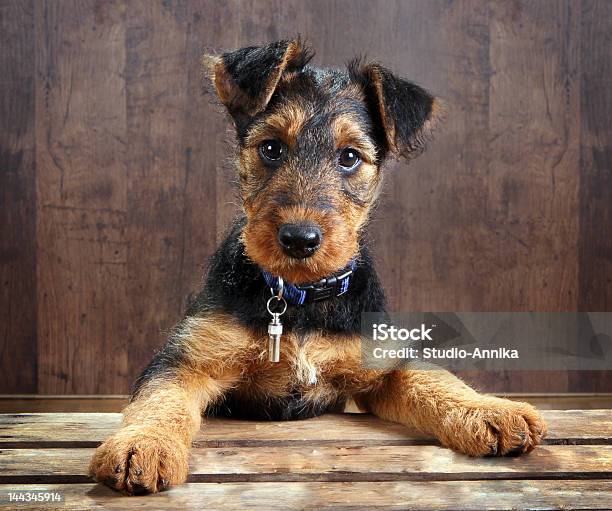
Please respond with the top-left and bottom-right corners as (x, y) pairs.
(1, 394), (612, 413)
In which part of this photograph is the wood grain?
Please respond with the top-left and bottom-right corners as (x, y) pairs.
(0, 0), (611, 394)
(1, 410), (610, 448)
(1, 481), (610, 510)
(578, 0), (612, 312)
(1, 444), (610, 483)
(0, 396), (129, 414)
(34, 0), (129, 393)
(0, 0), (37, 393)
(570, 0), (612, 393)
(0, 410), (610, 509)
(472, 0), (580, 393)
(488, 0), (581, 312)
(124, 0), (192, 382)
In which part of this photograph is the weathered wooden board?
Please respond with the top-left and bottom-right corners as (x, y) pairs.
(2, 0), (612, 398)
(1, 410), (610, 448)
(1, 445), (610, 484)
(0, 0), (37, 394)
(34, 0), (131, 395)
(1, 481), (611, 511)
(570, 0), (612, 394)
(1, 410), (610, 509)
(470, 0), (581, 393)
(123, 0), (218, 390)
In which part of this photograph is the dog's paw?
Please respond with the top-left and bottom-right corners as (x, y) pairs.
(438, 398), (547, 457)
(88, 426), (189, 495)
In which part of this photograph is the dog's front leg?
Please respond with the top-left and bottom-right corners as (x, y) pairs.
(89, 313), (248, 494)
(88, 373), (234, 494)
(358, 369), (547, 456)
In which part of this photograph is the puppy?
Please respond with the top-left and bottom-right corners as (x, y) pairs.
(89, 39), (546, 495)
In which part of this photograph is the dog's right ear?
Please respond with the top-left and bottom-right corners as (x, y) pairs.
(349, 60), (443, 160)
(203, 39), (313, 126)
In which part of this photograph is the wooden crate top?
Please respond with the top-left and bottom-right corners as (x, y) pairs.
(0, 411), (611, 509)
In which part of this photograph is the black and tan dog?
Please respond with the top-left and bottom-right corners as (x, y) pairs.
(89, 39), (546, 495)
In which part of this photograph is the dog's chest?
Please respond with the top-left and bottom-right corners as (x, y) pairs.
(245, 330), (364, 391)
(249, 332), (326, 388)
(212, 331), (370, 420)
(281, 334), (326, 386)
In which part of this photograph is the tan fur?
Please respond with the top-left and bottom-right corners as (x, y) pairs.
(92, 42), (545, 495)
(331, 113), (378, 158)
(90, 310), (546, 494)
(368, 65), (397, 151)
(204, 40), (307, 117)
(89, 316), (379, 492)
(420, 98), (445, 142)
(242, 201), (362, 284)
(240, 108), (382, 284)
(89, 313), (249, 494)
(219, 328), (384, 414)
(357, 63), (443, 157)
(245, 100), (310, 149)
(356, 369), (547, 456)
(88, 372), (237, 494)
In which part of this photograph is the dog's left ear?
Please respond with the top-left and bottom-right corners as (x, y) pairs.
(350, 61), (442, 159)
(204, 39), (313, 125)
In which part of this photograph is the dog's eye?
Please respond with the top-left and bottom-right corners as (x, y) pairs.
(338, 147), (361, 172)
(259, 140), (284, 163)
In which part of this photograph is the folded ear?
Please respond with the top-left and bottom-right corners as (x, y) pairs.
(203, 39), (313, 124)
(350, 61), (442, 159)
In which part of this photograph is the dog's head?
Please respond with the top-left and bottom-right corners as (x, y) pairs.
(204, 39), (440, 284)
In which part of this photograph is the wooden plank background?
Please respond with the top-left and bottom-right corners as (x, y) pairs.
(0, 0), (610, 395)
(1, 411), (611, 509)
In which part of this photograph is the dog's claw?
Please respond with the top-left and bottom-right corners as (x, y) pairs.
(130, 483), (149, 496)
(486, 442), (499, 457)
(89, 430), (190, 495)
(440, 399), (546, 457)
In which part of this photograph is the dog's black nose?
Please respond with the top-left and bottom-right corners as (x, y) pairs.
(278, 223), (322, 259)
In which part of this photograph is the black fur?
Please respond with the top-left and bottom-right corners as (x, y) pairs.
(134, 40), (435, 417)
(236, 65), (378, 156)
(206, 388), (346, 421)
(130, 328), (189, 401)
(220, 39), (313, 129)
(348, 60), (435, 157)
(222, 41), (312, 100)
(132, 218), (387, 404)
(188, 217), (387, 334)
(198, 218), (386, 420)
(216, 40), (435, 159)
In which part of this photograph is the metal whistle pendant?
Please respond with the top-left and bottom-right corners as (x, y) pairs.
(268, 313), (283, 363)
(266, 294), (287, 363)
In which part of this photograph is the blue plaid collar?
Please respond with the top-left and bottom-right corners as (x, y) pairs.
(262, 260), (357, 306)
